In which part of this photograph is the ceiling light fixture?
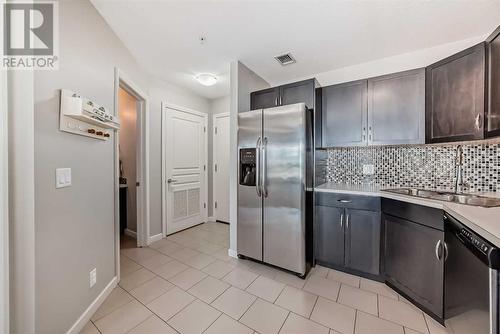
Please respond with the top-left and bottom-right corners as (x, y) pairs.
(195, 73), (218, 86)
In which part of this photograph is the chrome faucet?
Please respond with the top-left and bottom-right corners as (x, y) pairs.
(454, 145), (468, 194)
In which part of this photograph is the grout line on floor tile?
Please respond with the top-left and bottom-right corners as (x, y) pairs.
(277, 310), (291, 334)
(353, 309), (358, 334)
(200, 311), (223, 334)
(238, 295), (260, 321)
(124, 314), (155, 333)
(89, 319), (103, 334)
(308, 293), (320, 320)
(272, 282), (288, 306)
(422, 313), (432, 334)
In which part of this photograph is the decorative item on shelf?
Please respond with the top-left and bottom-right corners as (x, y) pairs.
(59, 89), (120, 140)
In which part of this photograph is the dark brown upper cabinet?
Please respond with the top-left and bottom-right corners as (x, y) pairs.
(368, 69), (425, 145)
(280, 79), (315, 107)
(425, 43), (487, 143)
(322, 80), (368, 147)
(249, 87), (280, 110)
(250, 79), (315, 110)
(321, 69), (425, 147)
(250, 79), (321, 146)
(487, 26), (500, 138)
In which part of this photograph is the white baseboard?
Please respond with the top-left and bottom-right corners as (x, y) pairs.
(148, 233), (163, 244)
(207, 216), (215, 222)
(124, 228), (137, 239)
(228, 248), (238, 258)
(66, 276), (118, 334)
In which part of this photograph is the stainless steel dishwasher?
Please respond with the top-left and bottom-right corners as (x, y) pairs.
(444, 212), (500, 334)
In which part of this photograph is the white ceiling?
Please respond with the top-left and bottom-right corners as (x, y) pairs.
(91, 0), (500, 99)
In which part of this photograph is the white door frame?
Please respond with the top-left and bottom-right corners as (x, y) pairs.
(212, 112), (230, 222)
(1, 65), (10, 334)
(113, 68), (150, 276)
(161, 103), (208, 237)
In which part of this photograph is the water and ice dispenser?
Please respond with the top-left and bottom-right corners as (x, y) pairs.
(239, 148), (256, 186)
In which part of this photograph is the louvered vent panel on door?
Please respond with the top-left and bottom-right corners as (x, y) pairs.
(173, 190), (188, 219)
(187, 188), (200, 215)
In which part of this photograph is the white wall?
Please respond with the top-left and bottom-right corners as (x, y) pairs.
(229, 61), (270, 255)
(8, 70), (35, 334)
(30, 1), (210, 333)
(0, 61), (8, 334)
(208, 96), (230, 218)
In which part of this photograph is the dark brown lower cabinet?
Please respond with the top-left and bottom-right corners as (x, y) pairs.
(383, 213), (444, 320)
(315, 200), (381, 278)
(346, 209), (381, 275)
(315, 205), (345, 267)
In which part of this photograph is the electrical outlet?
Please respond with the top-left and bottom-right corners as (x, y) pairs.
(90, 268), (97, 288)
(362, 164), (375, 175)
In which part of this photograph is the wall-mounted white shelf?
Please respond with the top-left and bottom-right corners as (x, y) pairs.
(59, 89), (120, 140)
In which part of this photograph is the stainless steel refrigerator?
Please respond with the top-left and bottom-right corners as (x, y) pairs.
(237, 103), (313, 276)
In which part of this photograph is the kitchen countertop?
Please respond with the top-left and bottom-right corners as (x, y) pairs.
(315, 183), (500, 247)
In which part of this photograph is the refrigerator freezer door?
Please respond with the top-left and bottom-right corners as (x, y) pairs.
(263, 103), (306, 274)
(238, 109), (263, 261)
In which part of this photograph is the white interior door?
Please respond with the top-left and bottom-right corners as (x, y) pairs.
(164, 106), (207, 234)
(213, 113), (230, 223)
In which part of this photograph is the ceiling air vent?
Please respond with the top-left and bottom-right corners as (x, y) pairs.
(274, 53), (296, 66)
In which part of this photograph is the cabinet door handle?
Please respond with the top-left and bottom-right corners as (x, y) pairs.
(340, 213), (344, 228)
(435, 240), (443, 260)
(475, 113), (482, 130)
(346, 214), (350, 229)
(275, 97), (278, 106)
(338, 199), (352, 203)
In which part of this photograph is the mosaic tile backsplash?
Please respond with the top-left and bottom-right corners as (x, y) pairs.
(323, 144), (500, 192)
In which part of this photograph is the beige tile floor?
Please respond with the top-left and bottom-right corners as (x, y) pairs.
(82, 222), (450, 334)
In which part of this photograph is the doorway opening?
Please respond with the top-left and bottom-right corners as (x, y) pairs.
(118, 87), (139, 249)
(113, 69), (150, 282)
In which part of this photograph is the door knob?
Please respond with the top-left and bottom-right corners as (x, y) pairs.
(167, 178), (178, 184)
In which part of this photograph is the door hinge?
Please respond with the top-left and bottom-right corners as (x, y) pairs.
(204, 202), (206, 209)
(215, 127), (218, 134)
(215, 164), (218, 172)
(215, 201), (217, 209)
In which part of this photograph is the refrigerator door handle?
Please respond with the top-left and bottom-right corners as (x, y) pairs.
(262, 137), (268, 198)
(256, 137), (262, 197)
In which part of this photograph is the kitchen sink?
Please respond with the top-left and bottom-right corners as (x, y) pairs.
(382, 188), (500, 207)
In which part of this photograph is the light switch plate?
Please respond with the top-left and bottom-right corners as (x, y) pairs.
(56, 168), (72, 188)
(362, 164), (375, 175)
